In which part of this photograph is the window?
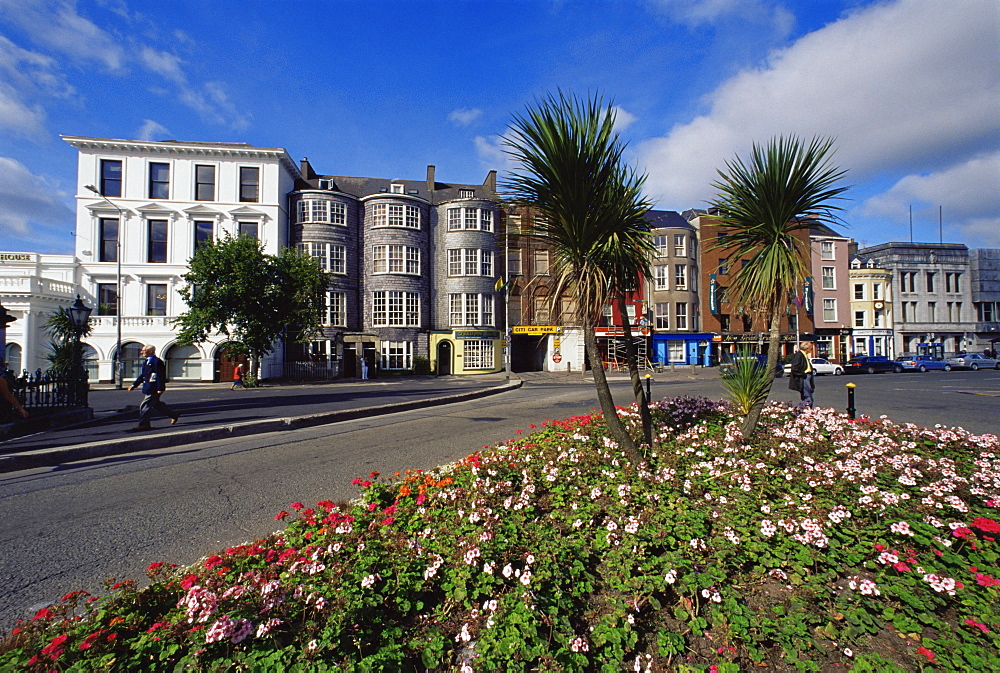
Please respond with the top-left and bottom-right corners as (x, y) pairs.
(194, 221), (213, 250)
(297, 200), (347, 225)
(820, 241), (834, 260)
(446, 207), (491, 231)
(560, 297), (577, 322)
(533, 250), (549, 275)
(675, 302), (688, 330)
(448, 208), (462, 231)
(534, 295), (550, 322)
(300, 243), (346, 274)
(449, 293), (494, 326)
(668, 341), (685, 363)
(99, 218), (118, 262)
(100, 159), (122, 197)
(854, 283), (865, 300)
(823, 298), (837, 322)
(926, 272), (935, 293)
(390, 183), (404, 194)
(873, 309), (883, 327)
(507, 214), (521, 233)
(97, 283), (118, 316)
(854, 337), (868, 357)
(674, 264), (688, 290)
(508, 297), (522, 325)
(718, 258), (729, 275)
(822, 266), (835, 290)
(381, 341), (412, 370)
(873, 282), (883, 300)
(508, 250), (522, 276)
(955, 302), (962, 321)
(901, 272), (916, 293)
(927, 301), (936, 322)
(946, 272), (961, 293)
(463, 340), (494, 369)
(459, 189), (474, 198)
(147, 284), (167, 316)
(854, 311), (866, 328)
(237, 221), (259, 240)
(239, 167), (259, 202)
(371, 203), (420, 228)
(979, 302), (995, 322)
(373, 245), (420, 275)
(653, 236), (668, 256)
(372, 291), (420, 326)
(673, 234), (686, 257)
(655, 302), (669, 329)
(446, 248), (491, 276)
(324, 291), (346, 326)
(147, 220), (168, 263)
(946, 302), (954, 322)
(195, 165), (215, 201)
(788, 313), (797, 331)
(149, 162), (169, 199)
(654, 265), (668, 290)
(719, 314), (731, 331)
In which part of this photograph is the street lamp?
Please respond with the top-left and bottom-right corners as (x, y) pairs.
(0, 299), (16, 371)
(84, 184), (124, 389)
(67, 294), (93, 407)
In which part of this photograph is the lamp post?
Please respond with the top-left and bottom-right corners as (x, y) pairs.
(67, 294), (93, 407)
(84, 184), (124, 389)
(0, 299), (16, 371)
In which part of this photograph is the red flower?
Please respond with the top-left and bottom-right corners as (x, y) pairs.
(79, 630), (103, 650)
(32, 607), (53, 621)
(917, 646), (936, 663)
(274, 510), (289, 520)
(146, 562), (165, 573)
(40, 633), (68, 660)
(291, 502), (304, 510)
(382, 516), (395, 526)
(204, 555), (224, 569)
(971, 517), (1000, 533)
(952, 526), (973, 539)
(180, 574), (198, 589)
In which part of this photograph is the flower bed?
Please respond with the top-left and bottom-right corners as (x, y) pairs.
(2, 397), (999, 671)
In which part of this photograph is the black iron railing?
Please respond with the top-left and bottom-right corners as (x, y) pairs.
(10, 371), (89, 413)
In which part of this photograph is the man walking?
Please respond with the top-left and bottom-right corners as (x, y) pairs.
(127, 344), (180, 431)
(788, 342), (816, 408)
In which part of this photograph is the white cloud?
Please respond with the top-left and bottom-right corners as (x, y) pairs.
(0, 36), (74, 139)
(0, 156), (73, 241)
(176, 82), (251, 131)
(638, 0), (1000, 216)
(649, 0), (793, 31)
(139, 47), (186, 85)
(474, 135), (517, 174)
(0, 0), (124, 70)
(136, 119), (171, 141)
(448, 107), (483, 127)
(858, 152), (1000, 247)
(612, 106), (638, 132)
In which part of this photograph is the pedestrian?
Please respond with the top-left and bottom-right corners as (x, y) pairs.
(126, 344), (180, 431)
(360, 356), (369, 380)
(788, 341), (816, 408)
(1, 370), (28, 423)
(231, 361), (245, 390)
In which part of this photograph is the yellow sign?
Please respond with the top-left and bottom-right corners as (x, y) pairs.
(512, 326), (558, 335)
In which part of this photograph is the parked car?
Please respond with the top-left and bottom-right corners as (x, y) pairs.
(899, 355), (952, 372)
(782, 358), (843, 376)
(719, 353), (784, 377)
(945, 353), (1000, 370)
(844, 356), (904, 374)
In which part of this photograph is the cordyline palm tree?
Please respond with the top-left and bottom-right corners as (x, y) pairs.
(708, 135), (849, 437)
(502, 91), (656, 461)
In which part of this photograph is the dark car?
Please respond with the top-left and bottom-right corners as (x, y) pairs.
(844, 356), (903, 374)
(719, 353), (784, 377)
(899, 355), (952, 372)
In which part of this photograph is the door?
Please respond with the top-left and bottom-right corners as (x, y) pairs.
(343, 344), (357, 378)
(216, 347), (248, 383)
(437, 341), (452, 375)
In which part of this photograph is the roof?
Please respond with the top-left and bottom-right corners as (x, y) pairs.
(643, 209), (693, 230)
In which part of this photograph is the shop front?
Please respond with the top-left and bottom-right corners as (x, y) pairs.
(429, 330), (503, 375)
(712, 333), (802, 365)
(650, 333), (714, 367)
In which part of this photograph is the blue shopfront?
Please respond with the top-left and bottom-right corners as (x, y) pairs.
(651, 334), (713, 367)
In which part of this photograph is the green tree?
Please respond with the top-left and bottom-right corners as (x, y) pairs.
(503, 91), (655, 461)
(175, 234), (327, 377)
(43, 307), (92, 376)
(708, 135), (848, 437)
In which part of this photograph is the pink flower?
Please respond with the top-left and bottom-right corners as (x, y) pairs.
(964, 618), (991, 634)
(291, 502), (304, 510)
(230, 618), (253, 643)
(917, 646), (936, 663)
(971, 517), (1000, 533)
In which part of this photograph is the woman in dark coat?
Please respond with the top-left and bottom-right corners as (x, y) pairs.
(788, 342), (815, 408)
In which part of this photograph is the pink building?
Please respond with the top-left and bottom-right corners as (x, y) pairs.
(809, 225), (852, 362)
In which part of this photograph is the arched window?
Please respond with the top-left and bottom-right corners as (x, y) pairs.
(5, 343), (22, 376)
(166, 344), (202, 381)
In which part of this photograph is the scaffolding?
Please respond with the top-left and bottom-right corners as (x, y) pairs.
(602, 336), (656, 372)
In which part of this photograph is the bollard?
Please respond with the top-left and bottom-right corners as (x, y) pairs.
(846, 382), (856, 420)
(645, 373), (652, 402)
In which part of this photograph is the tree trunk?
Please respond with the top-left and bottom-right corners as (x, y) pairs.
(739, 305), (783, 438)
(583, 324), (643, 463)
(615, 294), (653, 447)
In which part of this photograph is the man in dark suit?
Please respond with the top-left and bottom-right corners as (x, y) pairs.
(127, 344), (180, 431)
(788, 341), (815, 408)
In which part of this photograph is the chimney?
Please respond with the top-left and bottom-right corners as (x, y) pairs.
(300, 158), (316, 181)
(484, 169), (497, 192)
(426, 165), (436, 194)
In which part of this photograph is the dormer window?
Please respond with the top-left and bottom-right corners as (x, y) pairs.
(391, 183), (404, 194)
(459, 189), (474, 199)
(851, 259), (861, 268)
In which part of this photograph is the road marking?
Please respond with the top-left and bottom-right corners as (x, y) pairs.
(954, 391), (1000, 397)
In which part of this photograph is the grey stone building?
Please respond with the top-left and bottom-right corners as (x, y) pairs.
(855, 242), (976, 356)
(290, 161), (503, 376)
(970, 249), (1000, 354)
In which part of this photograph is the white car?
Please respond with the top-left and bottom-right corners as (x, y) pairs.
(782, 357), (844, 376)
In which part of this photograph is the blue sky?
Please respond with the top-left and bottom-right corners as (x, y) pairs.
(1, 0), (998, 255)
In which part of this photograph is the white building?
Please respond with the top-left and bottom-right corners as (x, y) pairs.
(63, 136), (300, 382)
(0, 252), (80, 377)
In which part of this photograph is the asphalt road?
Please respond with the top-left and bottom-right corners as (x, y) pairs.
(1, 370), (997, 631)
